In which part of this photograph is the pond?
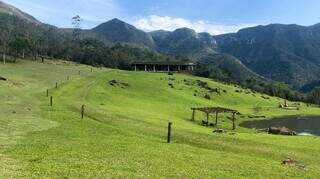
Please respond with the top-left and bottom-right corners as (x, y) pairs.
(240, 116), (320, 136)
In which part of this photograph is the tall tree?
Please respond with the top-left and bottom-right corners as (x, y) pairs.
(308, 87), (320, 105)
(72, 15), (82, 42)
(0, 20), (13, 64)
(9, 35), (30, 61)
(70, 15), (82, 60)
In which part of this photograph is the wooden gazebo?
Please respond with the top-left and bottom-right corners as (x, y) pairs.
(191, 107), (238, 130)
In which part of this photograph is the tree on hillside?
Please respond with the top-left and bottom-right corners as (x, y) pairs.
(9, 35), (30, 61)
(29, 35), (41, 61)
(71, 15), (82, 60)
(28, 26), (46, 61)
(308, 87), (320, 105)
(72, 15), (82, 41)
(0, 22), (13, 64)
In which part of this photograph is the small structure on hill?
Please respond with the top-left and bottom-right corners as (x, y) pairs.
(131, 62), (195, 72)
(279, 99), (299, 110)
(191, 107), (238, 130)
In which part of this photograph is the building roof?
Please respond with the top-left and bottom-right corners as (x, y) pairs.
(131, 61), (195, 66)
(191, 107), (238, 113)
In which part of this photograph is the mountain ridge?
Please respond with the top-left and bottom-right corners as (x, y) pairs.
(0, 1), (40, 24)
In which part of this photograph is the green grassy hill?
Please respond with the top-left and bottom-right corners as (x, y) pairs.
(1, 59), (320, 178)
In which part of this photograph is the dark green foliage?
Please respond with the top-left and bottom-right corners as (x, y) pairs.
(307, 87), (320, 105)
(204, 94), (211, 100)
(194, 54), (306, 103)
(194, 53), (264, 85)
(215, 24), (320, 89)
(9, 35), (30, 59)
(76, 39), (173, 69)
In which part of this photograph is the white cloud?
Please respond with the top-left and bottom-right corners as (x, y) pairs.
(133, 15), (257, 35)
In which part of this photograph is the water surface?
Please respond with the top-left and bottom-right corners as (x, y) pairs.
(240, 116), (320, 136)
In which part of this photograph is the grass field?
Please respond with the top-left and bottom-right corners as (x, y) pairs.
(1, 59), (320, 178)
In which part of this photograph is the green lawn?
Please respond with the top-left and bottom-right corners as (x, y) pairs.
(1, 59), (320, 178)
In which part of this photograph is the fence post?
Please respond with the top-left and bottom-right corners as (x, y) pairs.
(167, 122), (172, 143)
(232, 112), (236, 130)
(81, 105), (85, 119)
(50, 96), (53, 106)
(55, 82), (58, 88)
(191, 109), (195, 121)
(46, 89), (49, 97)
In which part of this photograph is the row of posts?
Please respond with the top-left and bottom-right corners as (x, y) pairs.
(49, 91), (173, 143)
(46, 67), (94, 118)
(46, 67), (175, 143)
(134, 64), (193, 72)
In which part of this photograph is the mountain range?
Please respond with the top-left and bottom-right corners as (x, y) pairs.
(1, 1), (320, 91)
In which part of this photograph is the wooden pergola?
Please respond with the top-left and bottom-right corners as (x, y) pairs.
(191, 107), (238, 130)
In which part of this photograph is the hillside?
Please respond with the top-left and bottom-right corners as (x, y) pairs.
(0, 1), (39, 24)
(215, 24), (320, 90)
(195, 52), (267, 84)
(1, 59), (320, 178)
(149, 27), (265, 87)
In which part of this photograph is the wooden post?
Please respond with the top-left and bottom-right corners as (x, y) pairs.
(145, 65), (147, 71)
(215, 112), (218, 125)
(178, 65), (181, 72)
(50, 96), (53, 106)
(206, 112), (209, 126)
(134, 64), (137, 71)
(55, 82), (58, 88)
(192, 109), (195, 121)
(167, 122), (172, 143)
(46, 89), (49, 97)
(167, 65), (170, 72)
(153, 65), (156, 72)
(232, 112), (236, 130)
(81, 105), (85, 119)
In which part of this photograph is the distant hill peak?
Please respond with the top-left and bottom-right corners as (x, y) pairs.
(108, 18), (125, 23)
(91, 18), (155, 48)
(173, 28), (197, 35)
(93, 18), (140, 32)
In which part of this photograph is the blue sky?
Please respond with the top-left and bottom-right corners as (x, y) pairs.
(3, 0), (320, 34)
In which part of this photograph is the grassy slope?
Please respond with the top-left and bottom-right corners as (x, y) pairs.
(1, 60), (320, 178)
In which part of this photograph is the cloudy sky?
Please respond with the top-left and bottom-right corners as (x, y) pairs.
(3, 0), (320, 35)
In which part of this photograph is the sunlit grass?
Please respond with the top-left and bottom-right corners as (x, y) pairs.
(1, 59), (320, 178)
